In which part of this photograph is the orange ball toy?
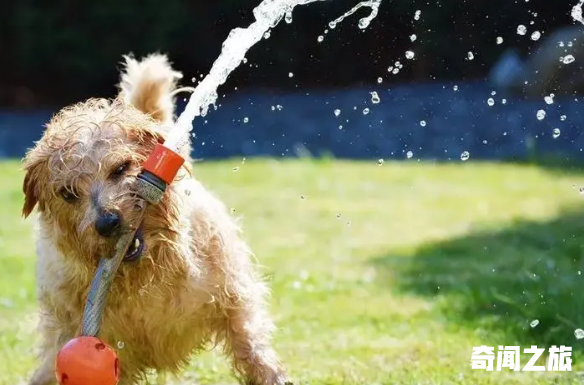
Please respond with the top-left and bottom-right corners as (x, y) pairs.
(55, 336), (120, 385)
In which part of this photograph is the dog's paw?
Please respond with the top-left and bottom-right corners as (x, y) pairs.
(274, 375), (293, 385)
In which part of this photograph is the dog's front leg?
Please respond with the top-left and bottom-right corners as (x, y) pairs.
(28, 326), (70, 385)
(221, 286), (290, 385)
(29, 355), (58, 385)
(28, 308), (80, 385)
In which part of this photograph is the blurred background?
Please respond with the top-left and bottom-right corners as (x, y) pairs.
(0, 0), (582, 162)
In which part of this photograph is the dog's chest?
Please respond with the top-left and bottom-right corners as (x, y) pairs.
(95, 280), (214, 371)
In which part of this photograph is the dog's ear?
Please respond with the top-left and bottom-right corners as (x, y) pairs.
(22, 169), (38, 218)
(22, 152), (47, 218)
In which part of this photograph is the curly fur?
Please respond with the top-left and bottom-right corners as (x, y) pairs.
(22, 53), (288, 385)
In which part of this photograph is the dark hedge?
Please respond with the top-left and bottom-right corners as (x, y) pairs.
(0, 0), (571, 108)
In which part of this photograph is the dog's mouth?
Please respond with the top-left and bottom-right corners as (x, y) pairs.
(123, 224), (145, 262)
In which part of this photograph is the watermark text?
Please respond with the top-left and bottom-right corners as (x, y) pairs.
(471, 345), (572, 371)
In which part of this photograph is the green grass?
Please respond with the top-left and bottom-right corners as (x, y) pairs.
(3, 158), (584, 384)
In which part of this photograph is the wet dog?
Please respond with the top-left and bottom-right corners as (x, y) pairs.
(23, 53), (288, 385)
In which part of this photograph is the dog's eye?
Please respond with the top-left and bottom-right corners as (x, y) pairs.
(110, 162), (131, 179)
(60, 189), (78, 203)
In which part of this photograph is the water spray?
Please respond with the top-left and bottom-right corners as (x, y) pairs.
(166, 0), (382, 155)
(53, 0), (382, 384)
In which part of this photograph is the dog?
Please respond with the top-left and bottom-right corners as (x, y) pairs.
(22, 53), (288, 385)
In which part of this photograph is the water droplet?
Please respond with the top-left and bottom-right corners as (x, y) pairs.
(285, 11), (293, 24)
(230, 208), (236, 214)
(406, 151), (413, 159)
(276, 104), (283, 111)
(300, 195), (306, 200)
(575, 328), (584, 339)
(562, 54), (576, 64)
(414, 10), (421, 20)
(377, 158), (384, 166)
(517, 24), (527, 35)
(363, 108), (370, 115)
(288, 72), (294, 78)
(502, 98), (507, 104)
(560, 115), (567, 121)
(544, 94), (554, 104)
(317, 35), (324, 43)
(531, 31), (541, 41)
(336, 213), (342, 219)
(410, 34), (417, 42)
(377, 77), (383, 84)
(117, 341), (125, 349)
(405, 50), (415, 59)
(536, 110), (546, 120)
(460, 151), (470, 161)
(530, 319), (540, 328)
(334, 109), (341, 117)
(420, 120), (427, 127)
(553, 128), (561, 138)
(232, 167), (239, 172)
(328, 20), (337, 29)
(370, 91), (381, 104)
(263, 31), (271, 39)
(453, 85), (459, 91)
(358, 18), (370, 29)
(487, 98), (495, 106)
(467, 51), (475, 60)
(496, 36), (504, 44)
(243, 117), (249, 123)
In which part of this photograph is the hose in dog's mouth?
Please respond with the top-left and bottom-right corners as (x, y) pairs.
(80, 143), (185, 337)
(123, 223), (145, 262)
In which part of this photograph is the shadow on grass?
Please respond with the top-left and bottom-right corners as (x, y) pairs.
(371, 206), (584, 352)
(505, 154), (584, 175)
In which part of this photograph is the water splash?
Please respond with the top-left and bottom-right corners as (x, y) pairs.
(573, 0), (584, 24)
(165, 0), (383, 154)
(327, 0), (382, 30)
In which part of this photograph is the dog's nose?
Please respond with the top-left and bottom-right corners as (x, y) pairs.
(95, 210), (122, 237)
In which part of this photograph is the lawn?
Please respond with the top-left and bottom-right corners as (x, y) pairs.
(2, 158), (584, 384)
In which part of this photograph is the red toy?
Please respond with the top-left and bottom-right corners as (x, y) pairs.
(55, 336), (120, 385)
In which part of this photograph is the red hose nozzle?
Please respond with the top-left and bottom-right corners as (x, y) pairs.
(142, 144), (185, 185)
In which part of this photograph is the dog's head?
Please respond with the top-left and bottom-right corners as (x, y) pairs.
(23, 99), (171, 261)
(22, 54), (190, 263)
